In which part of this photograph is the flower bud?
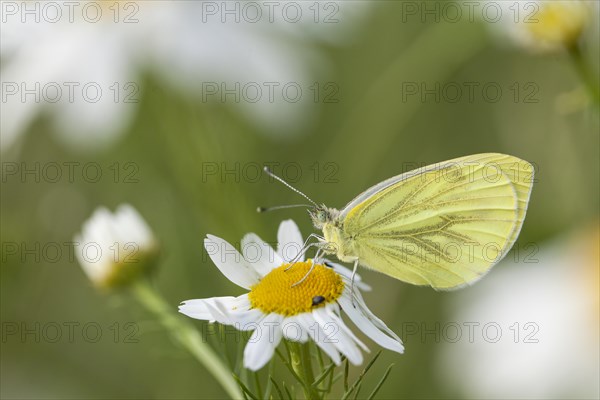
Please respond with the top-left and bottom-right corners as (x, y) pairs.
(74, 204), (158, 288)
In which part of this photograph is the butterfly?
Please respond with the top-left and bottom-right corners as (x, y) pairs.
(263, 153), (534, 290)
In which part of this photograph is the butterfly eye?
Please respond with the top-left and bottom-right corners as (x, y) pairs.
(312, 295), (325, 306)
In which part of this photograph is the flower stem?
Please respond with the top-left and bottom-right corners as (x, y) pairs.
(288, 341), (320, 400)
(131, 280), (241, 399)
(568, 44), (600, 105)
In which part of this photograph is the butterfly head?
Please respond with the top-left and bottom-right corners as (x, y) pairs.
(309, 205), (338, 229)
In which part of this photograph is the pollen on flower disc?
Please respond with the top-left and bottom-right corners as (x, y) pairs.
(248, 261), (344, 316)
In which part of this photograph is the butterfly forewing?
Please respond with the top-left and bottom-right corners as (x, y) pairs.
(341, 153), (533, 289)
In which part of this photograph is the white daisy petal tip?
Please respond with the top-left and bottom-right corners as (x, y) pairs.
(243, 314), (284, 371)
(241, 232), (282, 276)
(202, 234), (260, 289)
(277, 219), (305, 262)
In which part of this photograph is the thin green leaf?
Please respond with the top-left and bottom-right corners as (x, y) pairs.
(270, 377), (285, 400)
(264, 360), (275, 400)
(344, 359), (350, 392)
(331, 372), (344, 385)
(314, 368), (338, 394)
(312, 362), (337, 387)
(283, 382), (294, 400)
(234, 331), (246, 376)
(276, 349), (305, 386)
(367, 364), (394, 400)
(233, 374), (259, 400)
(327, 364), (340, 392)
(353, 381), (362, 400)
(341, 351), (382, 400)
(254, 371), (263, 399)
(315, 344), (325, 371)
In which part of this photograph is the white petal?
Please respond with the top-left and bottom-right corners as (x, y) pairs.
(313, 308), (363, 366)
(178, 299), (214, 320)
(114, 204), (155, 250)
(241, 233), (282, 277)
(325, 305), (368, 352)
(277, 220), (305, 262)
(214, 296), (265, 331)
(352, 290), (403, 343)
(227, 309), (266, 331)
(73, 232), (105, 283)
(244, 314), (283, 371)
(323, 259), (371, 291)
(204, 235), (260, 289)
(281, 316), (309, 343)
(296, 313), (341, 365)
(179, 295), (251, 320)
(339, 296), (404, 354)
(188, 296), (238, 324)
(74, 207), (117, 281)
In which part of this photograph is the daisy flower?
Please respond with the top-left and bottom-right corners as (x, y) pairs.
(1, 1), (372, 153)
(179, 220), (404, 371)
(485, 0), (591, 53)
(74, 204), (158, 288)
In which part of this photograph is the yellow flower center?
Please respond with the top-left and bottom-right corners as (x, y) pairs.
(248, 261), (344, 316)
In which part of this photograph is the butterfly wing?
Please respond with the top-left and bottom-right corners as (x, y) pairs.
(341, 153), (534, 289)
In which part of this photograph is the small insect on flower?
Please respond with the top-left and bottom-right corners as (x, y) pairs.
(312, 295), (326, 306)
(179, 220), (404, 371)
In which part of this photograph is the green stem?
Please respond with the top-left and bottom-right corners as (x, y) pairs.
(288, 341), (320, 400)
(131, 280), (242, 399)
(568, 44), (600, 105)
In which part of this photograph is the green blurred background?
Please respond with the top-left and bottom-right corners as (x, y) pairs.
(2, 1), (599, 399)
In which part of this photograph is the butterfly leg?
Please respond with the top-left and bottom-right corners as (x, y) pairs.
(286, 233), (324, 262)
(291, 248), (324, 287)
(284, 233), (325, 271)
(284, 242), (322, 272)
(350, 259), (359, 308)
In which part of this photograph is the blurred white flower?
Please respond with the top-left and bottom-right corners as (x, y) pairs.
(484, 0), (591, 53)
(439, 224), (599, 399)
(0, 1), (371, 153)
(74, 204), (158, 288)
(179, 219), (404, 371)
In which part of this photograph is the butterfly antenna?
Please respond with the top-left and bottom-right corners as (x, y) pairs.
(257, 204), (312, 213)
(263, 166), (319, 208)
